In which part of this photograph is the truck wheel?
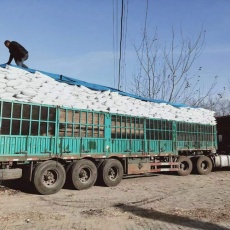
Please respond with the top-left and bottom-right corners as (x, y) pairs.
(177, 156), (193, 176)
(70, 159), (97, 190)
(99, 159), (123, 187)
(196, 156), (213, 175)
(33, 160), (66, 195)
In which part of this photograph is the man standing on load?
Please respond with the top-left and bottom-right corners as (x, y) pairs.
(4, 40), (29, 68)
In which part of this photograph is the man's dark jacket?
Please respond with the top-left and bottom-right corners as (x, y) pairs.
(7, 41), (28, 64)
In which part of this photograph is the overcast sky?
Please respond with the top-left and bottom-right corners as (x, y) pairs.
(0, 0), (229, 94)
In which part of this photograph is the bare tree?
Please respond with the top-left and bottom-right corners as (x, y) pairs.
(205, 82), (230, 117)
(131, 27), (219, 106)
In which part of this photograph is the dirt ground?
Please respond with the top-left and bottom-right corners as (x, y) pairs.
(0, 170), (230, 230)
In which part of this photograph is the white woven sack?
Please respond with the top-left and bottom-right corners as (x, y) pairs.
(29, 82), (42, 88)
(30, 76), (44, 84)
(53, 99), (64, 106)
(108, 107), (118, 113)
(80, 85), (94, 93)
(51, 101), (60, 106)
(61, 101), (75, 108)
(14, 98), (28, 102)
(14, 84), (28, 90)
(43, 79), (56, 85)
(58, 82), (68, 88)
(39, 86), (55, 94)
(34, 94), (47, 100)
(101, 91), (111, 97)
(0, 89), (5, 94)
(71, 86), (82, 93)
(77, 91), (90, 99)
(0, 96), (15, 101)
(0, 92), (14, 98)
(105, 100), (116, 107)
(22, 89), (37, 97)
(41, 100), (54, 106)
(34, 77), (47, 83)
(71, 88), (81, 96)
(0, 69), (6, 74)
(64, 85), (73, 91)
(97, 105), (109, 112)
(71, 91), (80, 98)
(71, 102), (82, 109)
(6, 79), (22, 87)
(18, 75), (31, 82)
(0, 78), (7, 83)
(29, 98), (42, 104)
(5, 87), (15, 93)
(110, 92), (120, 99)
(5, 74), (18, 80)
(97, 97), (107, 105)
(7, 65), (27, 74)
(0, 68), (9, 76)
(34, 72), (48, 78)
(34, 71), (46, 77)
(67, 95), (77, 102)
(18, 80), (28, 87)
(15, 94), (30, 99)
(0, 83), (6, 88)
(56, 93), (70, 100)
(51, 86), (62, 93)
(44, 95), (58, 101)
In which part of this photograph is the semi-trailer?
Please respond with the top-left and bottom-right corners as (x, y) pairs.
(0, 65), (229, 195)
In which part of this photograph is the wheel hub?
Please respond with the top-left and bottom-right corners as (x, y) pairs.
(43, 170), (57, 186)
(180, 161), (189, 171)
(201, 161), (208, 170)
(109, 167), (118, 180)
(79, 168), (90, 183)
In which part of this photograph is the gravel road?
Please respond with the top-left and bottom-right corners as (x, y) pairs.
(0, 170), (230, 230)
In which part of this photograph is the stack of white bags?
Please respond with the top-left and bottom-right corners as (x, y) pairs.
(0, 65), (216, 125)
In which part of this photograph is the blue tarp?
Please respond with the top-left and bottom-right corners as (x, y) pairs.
(0, 64), (193, 108)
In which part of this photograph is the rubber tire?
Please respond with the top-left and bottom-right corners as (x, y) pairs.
(99, 159), (123, 187)
(196, 156), (213, 175)
(70, 159), (97, 190)
(177, 156), (193, 176)
(33, 160), (66, 195)
(0, 168), (22, 180)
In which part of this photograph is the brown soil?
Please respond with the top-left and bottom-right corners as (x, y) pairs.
(0, 170), (230, 230)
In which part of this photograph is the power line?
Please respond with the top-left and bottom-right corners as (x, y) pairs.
(113, 0), (115, 87)
(113, 0), (118, 88)
(121, 0), (129, 91)
(118, 0), (124, 90)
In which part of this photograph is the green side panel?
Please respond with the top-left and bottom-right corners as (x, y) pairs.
(177, 141), (196, 150)
(147, 140), (159, 154)
(0, 136), (26, 155)
(27, 136), (55, 154)
(110, 139), (173, 155)
(0, 100), (217, 158)
(147, 140), (173, 154)
(110, 139), (144, 155)
(176, 122), (216, 151)
(56, 106), (107, 155)
(159, 140), (173, 153)
(57, 137), (105, 155)
(0, 135), (55, 155)
(177, 140), (214, 150)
